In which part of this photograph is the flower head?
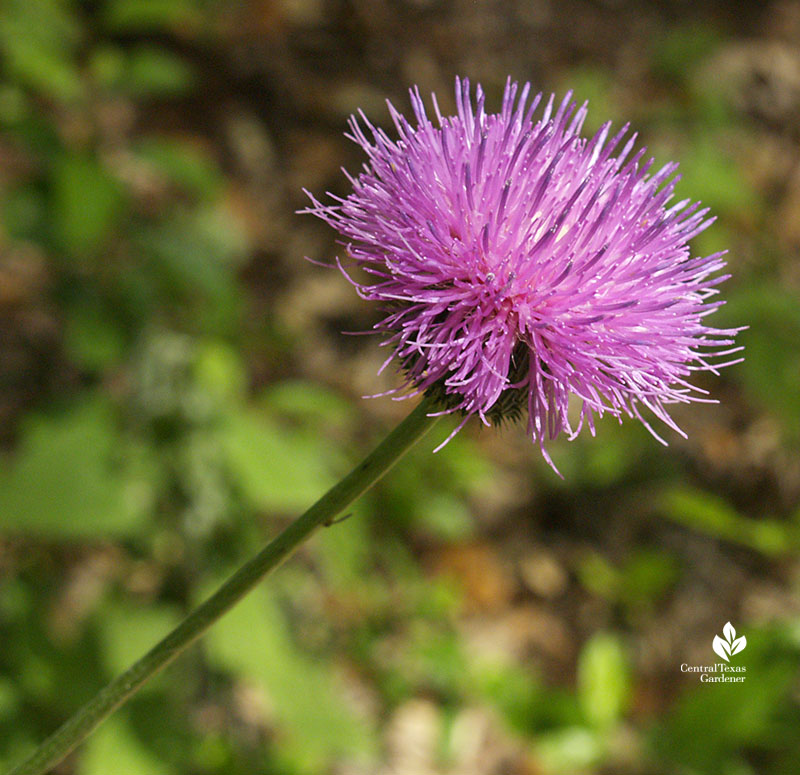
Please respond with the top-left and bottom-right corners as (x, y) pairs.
(303, 77), (741, 467)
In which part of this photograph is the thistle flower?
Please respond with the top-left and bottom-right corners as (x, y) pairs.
(304, 77), (741, 467)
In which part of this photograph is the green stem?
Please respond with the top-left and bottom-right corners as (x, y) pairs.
(9, 398), (440, 775)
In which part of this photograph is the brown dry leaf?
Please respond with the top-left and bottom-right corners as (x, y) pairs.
(432, 542), (516, 613)
(461, 604), (574, 666)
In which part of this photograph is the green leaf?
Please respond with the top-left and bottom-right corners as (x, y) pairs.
(660, 487), (798, 556)
(218, 408), (338, 513)
(263, 381), (354, 428)
(578, 422), (640, 485)
(136, 206), (247, 329)
(104, 0), (200, 33)
(0, 84), (30, 125)
(416, 494), (474, 541)
(560, 66), (618, 132)
(576, 552), (620, 600)
(651, 24), (723, 84)
(0, 399), (151, 538)
(123, 48), (195, 96)
(2, 185), (46, 242)
(79, 717), (173, 775)
(205, 583), (375, 770)
(535, 726), (604, 772)
(193, 341), (247, 403)
(313, 502), (371, 590)
(478, 664), (544, 735)
(99, 603), (182, 678)
(64, 299), (126, 371)
(135, 138), (222, 199)
(718, 283), (800, 437)
(0, 677), (20, 722)
(619, 549), (681, 608)
(0, 0), (83, 100)
(675, 138), (759, 222)
(52, 154), (126, 257)
(578, 632), (630, 728)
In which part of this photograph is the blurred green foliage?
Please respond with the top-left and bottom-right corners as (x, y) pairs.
(1, 3), (799, 775)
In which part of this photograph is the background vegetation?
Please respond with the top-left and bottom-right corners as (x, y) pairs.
(2, 1), (799, 773)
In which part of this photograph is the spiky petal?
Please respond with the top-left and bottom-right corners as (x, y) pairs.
(303, 77), (741, 467)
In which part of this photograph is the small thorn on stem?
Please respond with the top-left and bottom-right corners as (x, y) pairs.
(325, 512), (353, 527)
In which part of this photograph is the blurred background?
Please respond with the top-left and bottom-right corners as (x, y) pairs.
(2, 1), (800, 773)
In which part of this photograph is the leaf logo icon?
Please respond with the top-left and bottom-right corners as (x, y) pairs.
(713, 622), (746, 662)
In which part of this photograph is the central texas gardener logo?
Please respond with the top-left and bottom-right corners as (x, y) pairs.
(712, 622), (747, 662)
(681, 622), (747, 682)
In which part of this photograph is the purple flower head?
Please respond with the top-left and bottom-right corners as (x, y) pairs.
(303, 77), (741, 468)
